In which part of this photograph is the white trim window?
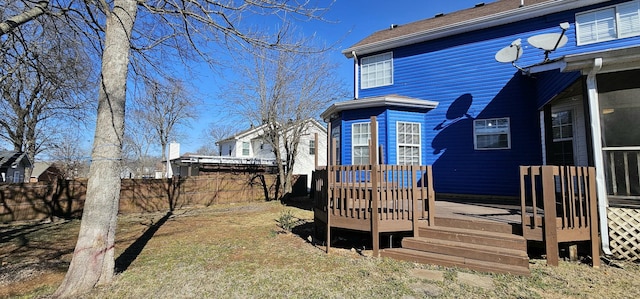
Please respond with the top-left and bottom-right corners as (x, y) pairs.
(552, 110), (574, 141)
(352, 122), (371, 165)
(242, 141), (250, 156)
(360, 52), (393, 89)
(474, 118), (511, 150)
(309, 139), (316, 155)
(397, 122), (421, 165)
(576, 0), (640, 45)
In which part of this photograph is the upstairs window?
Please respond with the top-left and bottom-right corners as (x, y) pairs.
(242, 142), (250, 156)
(397, 122), (421, 165)
(474, 118), (511, 150)
(577, 1), (640, 45)
(360, 52), (393, 89)
(309, 139), (316, 155)
(352, 122), (371, 165)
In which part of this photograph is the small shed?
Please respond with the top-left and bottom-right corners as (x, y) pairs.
(0, 151), (32, 183)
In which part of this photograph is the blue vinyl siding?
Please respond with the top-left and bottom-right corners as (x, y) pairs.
(385, 110), (429, 165)
(348, 0), (640, 196)
(340, 107), (387, 165)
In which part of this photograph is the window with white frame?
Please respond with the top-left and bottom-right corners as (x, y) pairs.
(242, 141), (250, 156)
(576, 0), (640, 45)
(352, 122), (371, 165)
(551, 110), (575, 165)
(552, 110), (573, 141)
(360, 52), (393, 89)
(474, 118), (511, 150)
(397, 122), (421, 165)
(309, 139), (316, 155)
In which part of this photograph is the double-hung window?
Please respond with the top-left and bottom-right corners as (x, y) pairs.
(309, 140), (315, 155)
(397, 122), (421, 165)
(242, 141), (250, 156)
(352, 122), (371, 165)
(474, 118), (511, 150)
(360, 52), (393, 89)
(551, 110), (575, 165)
(576, 1), (640, 45)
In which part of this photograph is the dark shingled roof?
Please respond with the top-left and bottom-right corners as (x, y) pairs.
(344, 0), (556, 54)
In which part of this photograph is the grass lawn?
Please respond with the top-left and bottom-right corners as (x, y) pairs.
(1, 199), (639, 298)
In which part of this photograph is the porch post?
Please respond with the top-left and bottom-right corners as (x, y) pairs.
(325, 118), (333, 254)
(542, 166), (559, 266)
(370, 116), (380, 257)
(586, 58), (612, 255)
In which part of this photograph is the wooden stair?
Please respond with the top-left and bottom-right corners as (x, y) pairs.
(381, 217), (530, 276)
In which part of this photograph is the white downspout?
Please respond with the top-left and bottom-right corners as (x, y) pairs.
(352, 51), (359, 99)
(586, 57), (612, 255)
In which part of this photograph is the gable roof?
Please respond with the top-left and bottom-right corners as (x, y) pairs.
(343, 0), (609, 58)
(30, 162), (54, 178)
(0, 151), (31, 169)
(217, 118), (327, 144)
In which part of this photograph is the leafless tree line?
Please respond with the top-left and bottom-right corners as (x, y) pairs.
(1, 0), (339, 297)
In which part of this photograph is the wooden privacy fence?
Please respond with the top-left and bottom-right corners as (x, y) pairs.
(313, 164), (435, 256)
(1, 173), (279, 222)
(520, 165), (600, 267)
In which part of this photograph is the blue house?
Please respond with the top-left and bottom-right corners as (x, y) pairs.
(320, 0), (640, 263)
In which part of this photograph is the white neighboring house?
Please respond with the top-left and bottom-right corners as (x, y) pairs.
(171, 119), (327, 190)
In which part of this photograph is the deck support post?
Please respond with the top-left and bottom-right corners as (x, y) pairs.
(588, 167), (601, 268)
(370, 116), (380, 257)
(411, 165), (419, 236)
(326, 136), (336, 254)
(542, 166), (559, 266)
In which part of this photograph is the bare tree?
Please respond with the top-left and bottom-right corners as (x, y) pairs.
(203, 122), (239, 155)
(227, 45), (346, 198)
(2, 1), (335, 297)
(132, 78), (197, 175)
(48, 130), (90, 179)
(0, 5), (93, 172)
(122, 111), (161, 178)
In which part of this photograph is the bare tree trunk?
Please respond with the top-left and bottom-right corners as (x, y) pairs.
(53, 1), (137, 297)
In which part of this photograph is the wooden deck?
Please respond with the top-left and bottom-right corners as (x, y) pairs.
(313, 164), (601, 274)
(312, 164), (435, 257)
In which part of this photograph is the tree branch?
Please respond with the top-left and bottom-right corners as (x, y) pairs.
(0, 1), (49, 37)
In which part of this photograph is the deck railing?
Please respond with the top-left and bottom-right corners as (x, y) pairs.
(604, 149), (640, 200)
(313, 164), (435, 256)
(519, 165), (600, 267)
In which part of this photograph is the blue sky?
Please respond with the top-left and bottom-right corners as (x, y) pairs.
(179, 0), (489, 154)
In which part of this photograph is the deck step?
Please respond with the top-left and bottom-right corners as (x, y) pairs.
(417, 225), (527, 251)
(401, 237), (529, 268)
(384, 217), (530, 275)
(382, 248), (531, 276)
(434, 217), (518, 234)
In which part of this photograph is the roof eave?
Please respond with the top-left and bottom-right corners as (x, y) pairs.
(343, 0), (608, 58)
(526, 45), (640, 74)
(321, 95), (439, 121)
